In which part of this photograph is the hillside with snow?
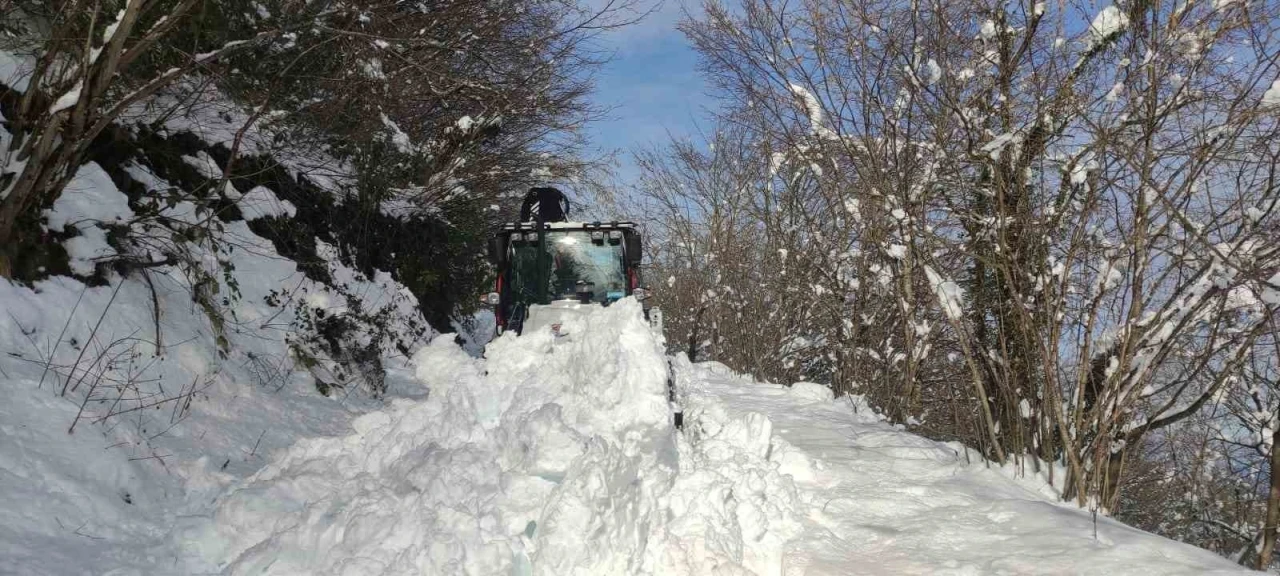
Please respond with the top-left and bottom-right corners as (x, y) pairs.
(3, 0), (1280, 572)
(1, 295), (1252, 575)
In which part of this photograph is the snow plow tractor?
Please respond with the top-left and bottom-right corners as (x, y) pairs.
(482, 187), (654, 336)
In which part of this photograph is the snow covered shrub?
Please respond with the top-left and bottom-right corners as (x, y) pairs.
(0, 0), (608, 278)
(117, 128), (434, 395)
(1, 0), (620, 387)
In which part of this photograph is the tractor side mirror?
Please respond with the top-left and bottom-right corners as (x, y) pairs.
(487, 236), (506, 265)
(625, 235), (642, 266)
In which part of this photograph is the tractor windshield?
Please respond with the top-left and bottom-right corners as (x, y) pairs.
(508, 230), (627, 303)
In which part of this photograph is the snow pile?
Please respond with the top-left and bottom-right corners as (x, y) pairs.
(138, 300), (1249, 575)
(167, 299), (678, 575)
(238, 185), (298, 220)
(122, 78), (358, 194)
(651, 377), (804, 575)
(4, 282), (1255, 574)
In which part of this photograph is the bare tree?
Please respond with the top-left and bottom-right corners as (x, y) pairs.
(645, 0), (1280, 557)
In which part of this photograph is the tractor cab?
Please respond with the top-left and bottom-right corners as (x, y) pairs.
(484, 221), (648, 335)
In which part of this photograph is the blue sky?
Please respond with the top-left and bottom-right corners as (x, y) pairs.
(582, 1), (715, 185)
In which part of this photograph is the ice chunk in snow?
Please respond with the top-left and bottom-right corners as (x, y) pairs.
(789, 381), (834, 403)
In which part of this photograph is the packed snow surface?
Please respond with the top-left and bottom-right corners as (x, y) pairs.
(673, 362), (1247, 575)
(2, 298), (1253, 574)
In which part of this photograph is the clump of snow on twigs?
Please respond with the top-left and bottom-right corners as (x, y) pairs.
(1262, 79), (1280, 108)
(924, 265), (966, 321)
(787, 82), (837, 140)
(1089, 6), (1130, 47)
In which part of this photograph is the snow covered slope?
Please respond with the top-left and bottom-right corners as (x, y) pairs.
(138, 299), (1249, 575)
(0, 150), (429, 574)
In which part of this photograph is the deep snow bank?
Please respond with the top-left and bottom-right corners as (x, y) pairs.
(165, 299), (1248, 575)
(0, 132), (429, 574)
(171, 298), (679, 574)
(0, 225), (425, 574)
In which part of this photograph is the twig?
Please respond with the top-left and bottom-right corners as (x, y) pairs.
(61, 281), (123, 398)
(95, 375), (213, 422)
(140, 269), (162, 355)
(248, 429), (267, 459)
(169, 374), (197, 425)
(72, 522), (104, 541)
(36, 284), (87, 389)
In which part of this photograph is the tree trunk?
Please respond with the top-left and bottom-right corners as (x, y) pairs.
(1257, 423), (1280, 570)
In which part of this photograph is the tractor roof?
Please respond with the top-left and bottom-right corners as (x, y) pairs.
(499, 221), (639, 232)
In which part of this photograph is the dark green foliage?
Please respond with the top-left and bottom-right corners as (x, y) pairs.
(0, 0), (604, 399)
(214, 152), (490, 331)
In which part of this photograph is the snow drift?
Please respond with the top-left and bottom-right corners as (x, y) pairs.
(148, 299), (1246, 575)
(169, 298), (676, 574)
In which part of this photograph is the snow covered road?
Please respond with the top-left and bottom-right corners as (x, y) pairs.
(159, 298), (1249, 575)
(675, 361), (1248, 575)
